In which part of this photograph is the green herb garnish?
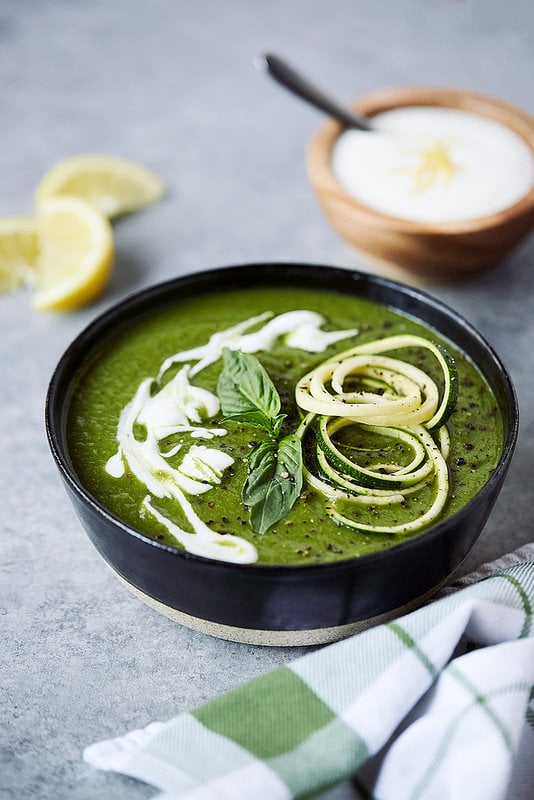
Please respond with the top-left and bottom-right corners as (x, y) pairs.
(217, 348), (286, 436)
(242, 435), (303, 535)
(217, 348), (303, 533)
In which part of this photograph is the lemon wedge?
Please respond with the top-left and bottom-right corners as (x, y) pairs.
(0, 217), (39, 293)
(35, 154), (166, 218)
(33, 197), (114, 312)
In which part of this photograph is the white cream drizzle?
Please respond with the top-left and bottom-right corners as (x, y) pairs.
(137, 365), (223, 441)
(106, 309), (358, 564)
(178, 445), (233, 484)
(158, 310), (358, 378)
(141, 495), (258, 564)
(105, 377), (228, 497)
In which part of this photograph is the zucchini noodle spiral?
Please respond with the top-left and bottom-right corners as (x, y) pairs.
(295, 335), (458, 536)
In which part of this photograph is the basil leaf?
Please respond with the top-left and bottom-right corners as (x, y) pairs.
(270, 413), (286, 438)
(218, 410), (287, 437)
(217, 349), (302, 531)
(242, 441), (278, 505)
(221, 410), (275, 431)
(217, 348), (281, 426)
(243, 433), (303, 534)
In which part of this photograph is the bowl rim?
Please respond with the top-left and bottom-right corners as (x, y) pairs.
(45, 261), (519, 576)
(307, 85), (534, 234)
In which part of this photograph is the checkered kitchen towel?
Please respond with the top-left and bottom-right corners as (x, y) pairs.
(84, 546), (534, 800)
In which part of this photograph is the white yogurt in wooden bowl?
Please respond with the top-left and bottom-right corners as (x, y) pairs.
(331, 106), (534, 224)
(308, 88), (534, 280)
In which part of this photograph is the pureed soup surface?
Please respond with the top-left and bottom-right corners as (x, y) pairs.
(67, 286), (503, 566)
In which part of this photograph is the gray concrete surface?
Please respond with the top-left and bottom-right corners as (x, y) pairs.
(1, 1), (533, 798)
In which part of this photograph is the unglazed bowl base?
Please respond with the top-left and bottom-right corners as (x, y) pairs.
(112, 567), (452, 647)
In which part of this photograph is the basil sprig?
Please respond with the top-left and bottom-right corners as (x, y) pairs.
(217, 348), (286, 436)
(217, 348), (303, 533)
(242, 435), (303, 534)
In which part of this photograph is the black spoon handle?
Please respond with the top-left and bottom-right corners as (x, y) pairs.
(260, 53), (372, 131)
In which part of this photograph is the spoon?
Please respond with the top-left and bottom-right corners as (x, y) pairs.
(257, 53), (373, 131)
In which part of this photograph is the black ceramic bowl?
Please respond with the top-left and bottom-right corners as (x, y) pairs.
(46, 263), (518, 646)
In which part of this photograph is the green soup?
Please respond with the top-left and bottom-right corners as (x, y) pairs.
(67, 286), (503, 565)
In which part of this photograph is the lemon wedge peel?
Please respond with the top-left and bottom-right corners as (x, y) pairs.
(0, 217), (39, 293)
(34, 154), (166, 218)
(3, 153), (164, 311)
(32, 197), (114, 312)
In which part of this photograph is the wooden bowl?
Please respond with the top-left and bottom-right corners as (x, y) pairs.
(308, 87), (534, 280)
